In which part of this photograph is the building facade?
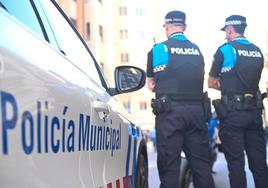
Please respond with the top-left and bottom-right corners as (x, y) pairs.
(56, 0), (159, 131)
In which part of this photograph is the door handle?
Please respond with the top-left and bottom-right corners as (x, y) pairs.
(93, 101), (110, 120)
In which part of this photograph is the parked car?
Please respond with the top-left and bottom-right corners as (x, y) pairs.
(0, 0), (148, 187)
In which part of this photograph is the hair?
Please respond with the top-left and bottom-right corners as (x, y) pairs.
(169, 23), (186, 30)
(232, 25), (246, 35)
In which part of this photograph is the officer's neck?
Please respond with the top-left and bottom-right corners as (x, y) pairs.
(230, 33), (244, 41)
(166, 25), (185, 38)
(168, 32), (184, 38)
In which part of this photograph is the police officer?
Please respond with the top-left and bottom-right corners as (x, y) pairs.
(208, 15), (268, 188)
(147, 10), (215, 188)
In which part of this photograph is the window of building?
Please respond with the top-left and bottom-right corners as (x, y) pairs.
(123, 101), (131, 113)
(120, 29), (128, 39)
(120, 53), (129, 63)
(136, 8), (144, 16)
(136, 31), (144, 39)
(86, 22), (90, 39)
(140, 101), (147, 110)
(99, 25), (103, 42)
(119, 6), (127, 16)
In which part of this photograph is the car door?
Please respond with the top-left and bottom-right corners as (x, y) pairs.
(0, 0), (146, 187)
(39, 1), (143, 187)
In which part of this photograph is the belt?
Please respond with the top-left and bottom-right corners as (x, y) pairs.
(221, 94), (256, 111)
(170, 101), (202, 105)
(156, 94), (203, 102)
(222, 93), (255, 102)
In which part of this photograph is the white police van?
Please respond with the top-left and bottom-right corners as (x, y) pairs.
(0, 0), (148, 187)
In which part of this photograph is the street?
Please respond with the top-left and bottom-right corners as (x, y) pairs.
(147, 142), (267, 188)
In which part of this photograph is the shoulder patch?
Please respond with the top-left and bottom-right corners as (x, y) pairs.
(152, 43), (169, 68)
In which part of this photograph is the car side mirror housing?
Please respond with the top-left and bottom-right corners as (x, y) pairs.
(110, 65), (146, 96)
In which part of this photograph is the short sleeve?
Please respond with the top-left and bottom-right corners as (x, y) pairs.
(146, 50), (153, 77)
(209, 48), (223, 77)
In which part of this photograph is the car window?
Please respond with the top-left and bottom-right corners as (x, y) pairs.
(41, 0), (102, 86)
(0, 0), (45, 40)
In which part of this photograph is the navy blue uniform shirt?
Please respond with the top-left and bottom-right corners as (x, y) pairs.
(146, 32), (187, 77)
(209, 37), (251, 78)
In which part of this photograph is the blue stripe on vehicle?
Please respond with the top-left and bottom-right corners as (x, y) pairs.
(132, 137), (138, 187)
(125, 134), (132, 188)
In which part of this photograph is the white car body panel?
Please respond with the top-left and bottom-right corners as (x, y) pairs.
(0, 2), (145, 188)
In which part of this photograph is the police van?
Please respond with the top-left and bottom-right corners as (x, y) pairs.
(0, 0), (148, 187)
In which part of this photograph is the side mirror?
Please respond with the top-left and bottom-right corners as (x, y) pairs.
(111, 65), (145, 95)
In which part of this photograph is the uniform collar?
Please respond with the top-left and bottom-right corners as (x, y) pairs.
(169, 32), (184, 38)
(232, 36), (247, 41)
(169, 32), (187, 41)
(232, 36), (250, 44)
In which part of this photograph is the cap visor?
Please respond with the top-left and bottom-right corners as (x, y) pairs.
(220, 26), (226, 31)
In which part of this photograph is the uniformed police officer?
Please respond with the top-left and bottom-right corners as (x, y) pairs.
(147, 10), (215, 188)
(208, 15), (268, 188)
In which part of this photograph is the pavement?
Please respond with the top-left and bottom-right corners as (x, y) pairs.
(147, 141), (268, 188)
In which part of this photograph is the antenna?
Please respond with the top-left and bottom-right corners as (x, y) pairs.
(153, 37), (156, 45)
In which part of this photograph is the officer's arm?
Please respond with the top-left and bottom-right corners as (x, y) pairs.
(208, 48), (223, 90)
(208, 76), (220, 90)
(146, 50), (155, 92)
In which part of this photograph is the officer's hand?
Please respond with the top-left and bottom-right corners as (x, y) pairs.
(208, 76), (220, 90)
(147, 77), (155, 92)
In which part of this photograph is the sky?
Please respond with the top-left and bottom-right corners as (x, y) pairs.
(159, 0), (268, 63)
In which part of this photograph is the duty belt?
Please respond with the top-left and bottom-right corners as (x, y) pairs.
(221, 93), (257, 110)
(222, 93), (253, 101)
(221, 93), (255, 103)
